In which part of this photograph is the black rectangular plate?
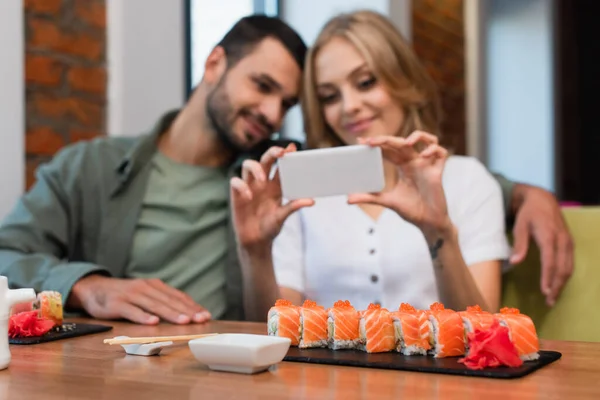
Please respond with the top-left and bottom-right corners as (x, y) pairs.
(9, 323), (113, 345)
(284, 348), (561, 379)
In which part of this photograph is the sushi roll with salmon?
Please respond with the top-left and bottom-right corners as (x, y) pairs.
(391, 303), (432, 355)
(326, 300), (361, 350)
(299, 300), (328, 348)
(37, 291), (63, 327)
(427, 302), (466, 358)
(495, 307), (540, 361)
(267, 299), (300, 346)
(459, 305), (498, 351)
(460, 305), (498, 333)
(358, 303), (397, 353)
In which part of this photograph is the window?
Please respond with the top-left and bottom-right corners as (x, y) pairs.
(184, 0), (279, 95)
(484, 0), (555, 192)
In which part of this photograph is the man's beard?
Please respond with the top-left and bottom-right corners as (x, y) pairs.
(206, 77), (275, 156)
(205, 79), (246, 155)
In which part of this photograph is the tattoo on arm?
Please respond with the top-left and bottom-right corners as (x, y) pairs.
(429, 238), (444, 259)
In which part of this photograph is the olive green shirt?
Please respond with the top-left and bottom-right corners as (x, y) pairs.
(127, 151), (229, 318)
(0, 110), (289, 320)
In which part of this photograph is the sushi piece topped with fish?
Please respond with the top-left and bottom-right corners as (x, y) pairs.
(391, 303), (432, 355)
(359, 303), (397, 353)
(459, 305), (498, 351)
(299, 300), (328, 348)
(460, 305), (498, 332)
(37, 291), (63, 327)
(326, 300), (361, 350)
(428, 302), (466, 358)
(267, 299), (300, 346)
(495, 307), (540, 361)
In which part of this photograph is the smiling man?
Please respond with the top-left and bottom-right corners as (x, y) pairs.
(0, 15), (306, 326)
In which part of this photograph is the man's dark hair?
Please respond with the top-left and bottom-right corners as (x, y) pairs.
(216, 14), (307, 70)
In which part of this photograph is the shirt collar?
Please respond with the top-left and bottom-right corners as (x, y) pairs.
(115, 109), (180, 178)
(112, 109), (301, 192)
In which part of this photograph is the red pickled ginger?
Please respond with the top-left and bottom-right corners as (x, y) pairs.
(459, 320), (523, 370)
(9, 311), (55, 338)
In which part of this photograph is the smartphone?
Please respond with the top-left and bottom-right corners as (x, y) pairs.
(277, 145), (385, 200)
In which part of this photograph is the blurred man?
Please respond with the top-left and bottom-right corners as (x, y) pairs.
(0, 15), (307, 325)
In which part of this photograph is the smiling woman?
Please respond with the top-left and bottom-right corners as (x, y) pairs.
(303, 16), (441, 149)
(233, 10), (511, 324)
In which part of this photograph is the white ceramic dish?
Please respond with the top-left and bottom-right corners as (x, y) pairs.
(188, 333), (291, 374)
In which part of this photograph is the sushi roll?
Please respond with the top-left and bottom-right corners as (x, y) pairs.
(299, 300), (328, 348)
(326, 300), (361, 350)
(36, 291), (63, 327)
(460, 305), (498, 333)
(391, 303), (431, 355)
(495, 307), (540, 361)
(459, 305), (498, 351)
(358, 303), (396, 353)
(427, 302), (466, 358)
(267, 299), (300, 346)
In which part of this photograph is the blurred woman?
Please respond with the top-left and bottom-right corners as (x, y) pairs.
(232, 10), (510, 321)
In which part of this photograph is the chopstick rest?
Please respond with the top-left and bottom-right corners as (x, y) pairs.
(113, 336), (173, 356)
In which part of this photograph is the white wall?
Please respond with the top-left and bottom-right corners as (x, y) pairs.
(280, 0), (412, 142)
(485, 0), (555, 191)
(107, 0), (186, 136)
(0, 0), (25, 221)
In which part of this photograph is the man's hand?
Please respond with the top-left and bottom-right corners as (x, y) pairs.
(67, 275), (212, 325)
(510, 184), (574, 306)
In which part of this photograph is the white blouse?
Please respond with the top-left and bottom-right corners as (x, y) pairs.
(272, 155), (511, 311)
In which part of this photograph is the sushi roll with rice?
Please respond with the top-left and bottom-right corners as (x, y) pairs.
(427, 302), (466, 358)
(495, 307), (540, 361)
(358, 303), (396, 353)
(391, 303), (432, 355)
(326, 300), (361, 350)
(459, 305), (498, 352)
(268, 299), (300, 346)
(37, 291), (63, 327)
(299, 300), (328, 348)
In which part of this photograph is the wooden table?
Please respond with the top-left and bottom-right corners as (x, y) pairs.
(1, 318), (598, 399)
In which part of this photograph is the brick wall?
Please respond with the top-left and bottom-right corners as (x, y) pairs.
(24, 0), (106, 189)
(412, 0), (466, 155)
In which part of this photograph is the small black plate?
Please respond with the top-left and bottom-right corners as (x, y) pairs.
(9, 323), (113, 345)
(284, 348), (561, 379)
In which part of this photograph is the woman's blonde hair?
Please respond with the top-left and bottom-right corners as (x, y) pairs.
(302, 10), (443, 149)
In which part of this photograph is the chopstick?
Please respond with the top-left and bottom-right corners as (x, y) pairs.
(103, 333), (219, 345)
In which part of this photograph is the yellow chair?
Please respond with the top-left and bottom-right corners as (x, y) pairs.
(502, 207), (600, 342)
